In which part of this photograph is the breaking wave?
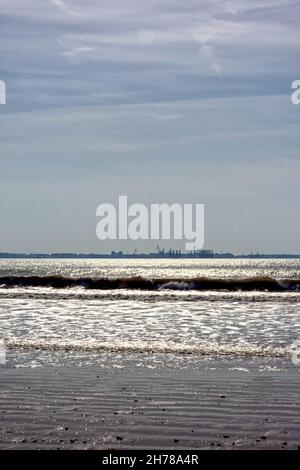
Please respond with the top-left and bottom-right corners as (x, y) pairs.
(0, 289), (299, 303)
(5, 338), (291, 358)
(1, 275), (300, 291)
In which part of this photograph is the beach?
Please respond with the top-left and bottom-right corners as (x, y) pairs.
(0, 258), (300, 449)
(1, 0), (300, 454)
(0, 358), (299, 450)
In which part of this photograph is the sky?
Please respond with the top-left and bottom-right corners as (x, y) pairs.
(0, 0), (299, 254)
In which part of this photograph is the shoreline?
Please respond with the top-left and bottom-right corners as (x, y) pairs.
(0, 358), (299, 450)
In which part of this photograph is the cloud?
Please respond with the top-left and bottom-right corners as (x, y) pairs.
(62, 45), (96, 58)
(199, 45), (222, 75)
(1, 0), (299, 111)
(48, 0), (82, 17)
(146, 113), (182, 120)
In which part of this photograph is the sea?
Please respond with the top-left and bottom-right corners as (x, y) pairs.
(0, 258), (299, 370)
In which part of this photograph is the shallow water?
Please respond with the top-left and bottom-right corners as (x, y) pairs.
(0, 259), (299, 368)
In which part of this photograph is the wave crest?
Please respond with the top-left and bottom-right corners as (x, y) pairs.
(5, 338), (290, 358)
(1, 275), (300, 291)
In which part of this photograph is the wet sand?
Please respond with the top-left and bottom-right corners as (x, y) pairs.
(0, 360), (299, 450)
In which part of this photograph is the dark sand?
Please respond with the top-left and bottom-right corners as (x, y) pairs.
(0, 360), (299, 450)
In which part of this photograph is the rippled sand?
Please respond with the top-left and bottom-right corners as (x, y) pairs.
(0, 359), (299, 450)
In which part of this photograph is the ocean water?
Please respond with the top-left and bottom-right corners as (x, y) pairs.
(0, 259), (299, 369)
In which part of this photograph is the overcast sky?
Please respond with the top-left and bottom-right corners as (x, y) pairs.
(0, 0), (299, 254)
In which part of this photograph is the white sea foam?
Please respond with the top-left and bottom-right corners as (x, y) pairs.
(1, 259), (299, 367)
(6, 338), (290, 358)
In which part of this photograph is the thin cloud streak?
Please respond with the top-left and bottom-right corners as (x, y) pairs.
(48, 0), (83, 17)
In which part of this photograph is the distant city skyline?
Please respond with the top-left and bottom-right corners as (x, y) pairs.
(1, 249), (300, 259)
(0, 1), (299, 254)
